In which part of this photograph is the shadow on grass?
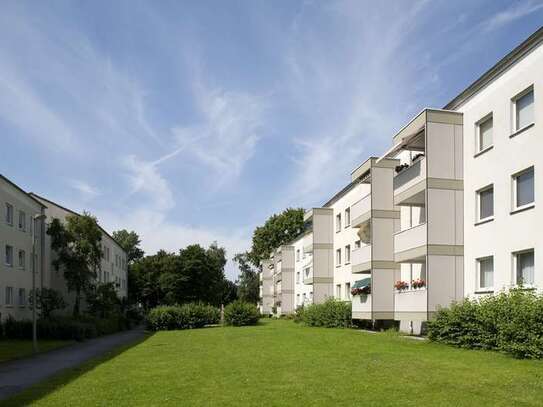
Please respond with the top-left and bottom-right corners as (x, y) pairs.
(3, 330), (155, 407)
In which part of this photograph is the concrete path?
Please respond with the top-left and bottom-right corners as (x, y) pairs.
(0, 327), (147, 401)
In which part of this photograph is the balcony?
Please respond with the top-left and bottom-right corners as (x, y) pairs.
(303, 233), (313, 253)
(351, 244), (372, 273)
(394, 289), (427, 319)
(352, 294), (372, 319)
(351, 193), (371, 228)
(394, 223), (426, 262)
(393, 157), (426, 206)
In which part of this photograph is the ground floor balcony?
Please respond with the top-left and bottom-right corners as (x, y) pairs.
(394, 223), (427, 263)
(394, 288), (427, 320)
(352, 294), (372, 319)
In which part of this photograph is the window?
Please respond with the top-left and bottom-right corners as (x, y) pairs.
(345, 208), (351, 227)
(336, 284), (341, 299)
(514, 249), (534, 286)
(345, 283), (351, 300)
(18, 288), (26, 306)
(296, 271), (300, 284)
(296, 249), (300, 262)
(513, 167), (534, 210)
(336, 249), (341, 266)
(296, 294), (300, 306)
(302, 293), (306, 303)
(514, 88), (534, 131)
(304, 267), (310, 278)
(5, 203), (13, 225)
(5, 245), (13, 266)
(18, 250), (25, 270)
(335, 214), (341, 232)
(477, 186), (494, 221)
(354, 240), (361, 249)
(345, 245), (351, 264)
(18, 210), (26, 231)
(477, 115), (493, 152)
(477, 257), (493, 290)
(5, 287), (13, 306)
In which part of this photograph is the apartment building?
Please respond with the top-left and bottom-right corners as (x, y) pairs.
(30, 194), (128, 304)
(0, 175), (46, 321)
(259, 259), (274, 315)
(293, 233), (312, 309)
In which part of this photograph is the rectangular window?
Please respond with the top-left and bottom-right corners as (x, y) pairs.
(296, 271), (300, 284)
(5, 287), (13, 305)
(477, 115), (493, 152)
(304, 267), (310, 278)
(515, 249), (534, 286)
(296, 249), (300, 262)
(335, 214), (341, 232)
(514, 88), (534, 131)
(477, 186), (494, 221)
(345, 283), (351, 300)
(302, 293), (306, 303)
(345, 245), (351, 264)
(345, 208), (351, 227)
(336, 249), (341, 266)
(5, 245), (13, 266)
(354, 240), (361, 249)
(296, 294), (300, 306)
(18, 288), (26, 306)
(477, 257), (493, 290)
(336, 284), (341, 299)
(18, 210), (26, 231)
(18, 250), (25, 270)
(5, 203), (13, 225)
(513, 167), (534, 209)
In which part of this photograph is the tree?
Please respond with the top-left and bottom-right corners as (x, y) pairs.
(234, 252), (259, 304)
(247, 208), (305, 267)
(220, 279), (238, 305)
(86, 282), (121, 318)
(47, 213), (103, 317)
(29, 288), (67, 319)
(112, 229), (144, 263)
(130, 250), (173, 309)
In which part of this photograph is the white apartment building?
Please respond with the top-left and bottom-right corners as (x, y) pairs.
(0, 175), (46, 321)
(259, 259), (274, 314)
(30, 194), (128, 303)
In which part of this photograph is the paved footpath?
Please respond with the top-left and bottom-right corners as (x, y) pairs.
(0, 327), (147, 401)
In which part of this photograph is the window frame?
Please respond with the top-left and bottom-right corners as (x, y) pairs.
(345, 245), (351, 264)
(5, 286), (14, 306)
(335, 213), (341, 233)
(511, 166), (535, 213)
(513, 249), (535, 287)
(475, 113), (493, 154)
(335, 248), (341, 267)
(476, 256), (494, 292)
(5, 203), (13, 226)
(18, 288), (26, 307)
(512, 86), (534, 133)
(476, 184), (494, 223)
(344, 208), (351, 228)
(5, 245), (13, 267)
(18, 249), (25, 270)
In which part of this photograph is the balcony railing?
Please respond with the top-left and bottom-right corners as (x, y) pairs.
(394, 157), (426, 197)
(351, 193), (371, 228)
(394, 289), (427, 314)
(394, 223), (426, 256)
(352, 293), (372, 317)
(351, 244), (372, 272)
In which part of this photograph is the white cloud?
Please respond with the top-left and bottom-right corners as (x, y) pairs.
(69, 179), (101, 201)
(481, 1), (543, 32)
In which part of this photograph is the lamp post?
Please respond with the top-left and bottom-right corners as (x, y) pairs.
(32, 213), (46, 354)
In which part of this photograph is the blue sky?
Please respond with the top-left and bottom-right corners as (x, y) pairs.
(1, 1), (542, 279)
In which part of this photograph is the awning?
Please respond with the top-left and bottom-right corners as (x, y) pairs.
(352, 277), (371, 289)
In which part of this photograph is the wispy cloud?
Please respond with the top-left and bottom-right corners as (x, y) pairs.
(481, 1), (543, 32)
(69, 179), (101, 201)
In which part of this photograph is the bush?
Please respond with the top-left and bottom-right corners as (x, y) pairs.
(146, 303), (220, 331)
(428, 289), (543, 359)
(223, 301), (260, 326)
(297, 299), (351, 328)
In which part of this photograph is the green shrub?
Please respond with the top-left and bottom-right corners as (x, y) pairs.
(146, 303), (220, 331)
(223, 301), (260, 326)
(298, 299), (352, 328)
(3, 316), (32, 339)
(428, 289), (543, 359)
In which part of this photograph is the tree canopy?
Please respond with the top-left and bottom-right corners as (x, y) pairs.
(112, 229), (145, 264)
(247, 207), (305, 267)
(234, 252), (259, 304)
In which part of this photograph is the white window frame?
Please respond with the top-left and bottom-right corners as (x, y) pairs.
(476, 184), (494, 223)
(296, 249), (300, 262)
(5, 286), (13, 306)
(5, 203), (13, 226)
(345, 245), (351, 264)
(345, 208), (351, 228)
(512, 166), (535, 212)
(345, 282), (351, 300)
(18, 210), (26, 231)
(513, 249), (535, 287)
(18, 249), (25, 270)
(476, 256), (494, 292)
(18, 288), (26, 307)
(512, 86), (534, 132)
(336, 248), (341, 266)
(475, 113), (493, 154)
(335, 214), (341, 232)
(296, 271), (300, 284)
(5, 245), (13, 267)
(336, 284), (341, 299)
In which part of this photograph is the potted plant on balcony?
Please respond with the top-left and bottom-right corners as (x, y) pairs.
(351, 285), (371, 296)
(394, 280), (409, 291)
(412, 153), (425, 163)
(411, 278), (426, 289)
(395, 163), (409, 174)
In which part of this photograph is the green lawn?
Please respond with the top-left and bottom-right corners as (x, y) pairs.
(0, 340), (75, 363)
(5, 319), (543, 406)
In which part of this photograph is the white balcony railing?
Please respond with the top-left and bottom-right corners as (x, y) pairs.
(351, 193), (371, 227)
(352, 293), (372, 316)
(394, 223), (426, 254)
(394, 289), (426, 314)
(351, 244), (372, 268)
(394, 157), (426, 197)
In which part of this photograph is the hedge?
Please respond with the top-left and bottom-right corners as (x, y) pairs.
(427, 289), (543, 359)
(295, 299), (351, 328)
(223, 301), (260, 326)
(146, 303), (220, 331)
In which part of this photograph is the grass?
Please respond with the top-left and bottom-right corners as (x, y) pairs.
(0, 339), (75, 363)
(5, 319), (543, 406)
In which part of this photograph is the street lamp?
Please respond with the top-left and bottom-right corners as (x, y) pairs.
(32, 213), (46, 354)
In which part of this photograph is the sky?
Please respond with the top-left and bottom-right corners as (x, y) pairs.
(1, 0), (542, 280)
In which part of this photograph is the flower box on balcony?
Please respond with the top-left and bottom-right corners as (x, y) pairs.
(411, 278), (426, 289)
(394, 280), (409, 291)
